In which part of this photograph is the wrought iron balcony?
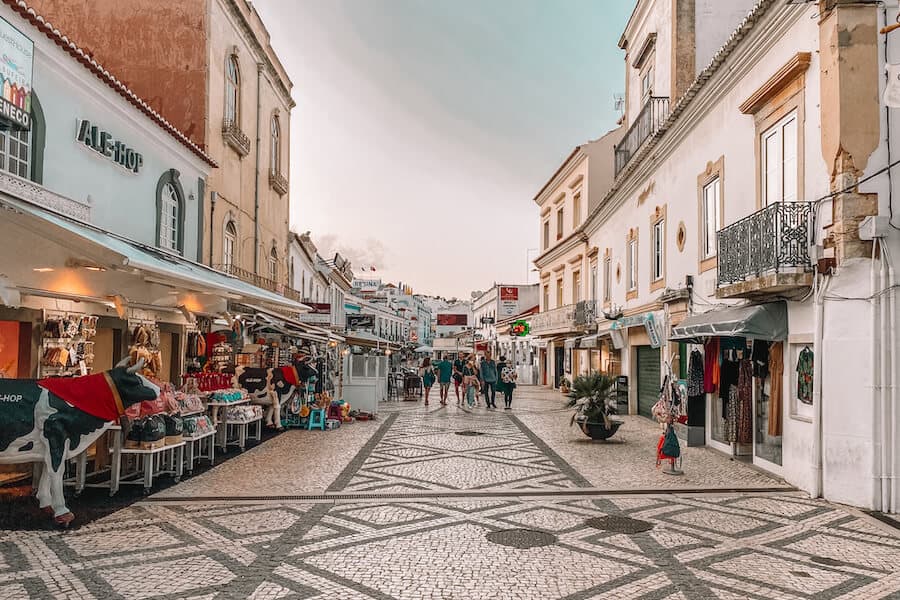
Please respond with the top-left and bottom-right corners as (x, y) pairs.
(531, 303), (592, 335)
(222, 118), (250, 157)
(614, 97), (669, 176)
(269, 170), (289, 196)
(214, 263), (284, 295)
(716, 201), (814, 299)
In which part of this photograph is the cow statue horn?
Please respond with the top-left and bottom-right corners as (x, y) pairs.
(127, 358), (145, 374)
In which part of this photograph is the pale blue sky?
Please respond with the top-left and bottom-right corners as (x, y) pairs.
(255, 0), (633, 298)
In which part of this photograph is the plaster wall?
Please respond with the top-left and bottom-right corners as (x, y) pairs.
(622, 0), (673, 128)
(694, 0), (758, 71)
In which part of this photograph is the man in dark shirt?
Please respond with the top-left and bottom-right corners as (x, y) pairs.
(452, 354), (466, 405)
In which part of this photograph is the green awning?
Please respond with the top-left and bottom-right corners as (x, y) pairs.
(670, 302), (788, 343)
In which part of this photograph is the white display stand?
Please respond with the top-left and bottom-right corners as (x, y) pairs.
(342, 354), (388, 415)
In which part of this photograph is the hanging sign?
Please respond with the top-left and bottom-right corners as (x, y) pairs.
(76, 119), (144, 173)
(0, 17), (32, 129)
(499, 286), (520, 316)
(886, 64), (900, 108)
(511, 320), (530, 337)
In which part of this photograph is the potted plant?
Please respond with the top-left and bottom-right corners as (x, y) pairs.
(566, 372), (623, 440)
(559, 377), (571, 394)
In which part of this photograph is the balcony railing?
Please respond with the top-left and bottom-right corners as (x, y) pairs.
(531, 304), (578, 335)
(222, 118), (251, 157)
(717, 201), (814, 296)
(214, 263), (284, 295)
(269, 170), (289, 196)
(614, 97), (670, 176)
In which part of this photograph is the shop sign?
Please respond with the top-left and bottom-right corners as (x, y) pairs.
(645, 312), (662, 349)
(437, 314), (468, 326)
(0, 17), (33, 130)
(76, 119), (144, 173)
(610, 312), (662, 349)
(347, 314), (375, 330)
(511, 320), (530, 337)
(499, 286), (519, 316)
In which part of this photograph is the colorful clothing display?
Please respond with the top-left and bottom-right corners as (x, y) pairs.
(703, 338), (720, 394)
(768, 342), (784, 436)
(687, 349), (704, 397)
(797, 347), (814, 405)
(737, 358), (753, 444)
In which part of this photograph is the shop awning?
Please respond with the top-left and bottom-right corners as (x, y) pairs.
(1, 196), (308, 312)
(414, 345), (434, 353)
(345, 331), (396, 349)
(669, 302), (788, 343)
(580, 321), (615, 348)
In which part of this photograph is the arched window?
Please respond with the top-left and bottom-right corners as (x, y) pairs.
(155, 169), (185, 253)
(270, 115), (280, 175)
(267, 246), (278, 282)
(225, 55), (240, 125)
(223, 221), (237, 269)
(0, 92), (45, 182)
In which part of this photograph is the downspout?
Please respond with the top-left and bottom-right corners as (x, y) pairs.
(253, 63), (263, 274)
(882, 240), (891, 511)
(882, 239), (898, 513)
(873, 238), (884, 511)
(209, 191), (217, 266)
(812, 272), (829, 499)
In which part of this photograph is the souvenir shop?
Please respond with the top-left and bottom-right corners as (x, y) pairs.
(671, 301), (799, 474)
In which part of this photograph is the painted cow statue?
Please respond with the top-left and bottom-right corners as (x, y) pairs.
(233, 367), (286, 429)
(0, 358), (159, 526)
(271, 360), (318, 410)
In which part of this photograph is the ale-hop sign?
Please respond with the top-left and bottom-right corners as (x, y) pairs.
(76, 119), (144, 173)
(0, 17), (33, 129)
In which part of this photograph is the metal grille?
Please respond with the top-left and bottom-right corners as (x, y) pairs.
(486, 529), (557, 548)
(455, 431), (485, 436)
(717, 201), (813, 287)
(585, 515), (654, 534)
(614, 97), (669, 175)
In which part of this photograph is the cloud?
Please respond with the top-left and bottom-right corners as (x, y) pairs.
(316, 234), (390, 271)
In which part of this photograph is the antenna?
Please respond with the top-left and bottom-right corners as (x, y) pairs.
(614, 94), (625, 114)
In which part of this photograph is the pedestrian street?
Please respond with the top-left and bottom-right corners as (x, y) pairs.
(3, 387), (900, 600)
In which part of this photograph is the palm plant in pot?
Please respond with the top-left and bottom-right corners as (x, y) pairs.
(565, 372), (623, 440)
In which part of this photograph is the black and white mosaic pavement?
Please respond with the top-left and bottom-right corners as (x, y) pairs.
(3, 401), (900, 598)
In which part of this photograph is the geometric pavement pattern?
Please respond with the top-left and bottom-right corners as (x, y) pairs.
(329, 409), (591, 493)
(4, 404), (900, 598)
(3, 493), (900, 599)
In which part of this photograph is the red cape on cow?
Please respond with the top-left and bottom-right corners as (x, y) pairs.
(38, 373), (127, 422)
(279, 366), (300, 387)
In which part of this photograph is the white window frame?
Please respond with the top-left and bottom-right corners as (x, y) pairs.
(761, 110), (798, 205)
(702, 177), (720, 260)
(627, 239), (638, 292)
(159, 183), (179, 251)
(652, 219), (664, 282)
(270, 115), (280, 175)
(223, 221), (237, 268)
(590, 262), (598, 302)
(556, 278), (564, 308)
(225, 55), (240, 125)
(603, 256), (611, 302)
(268, 248), (278, 282)
(542, 220), (550, 249)
(640, 60), (654, 102)
(572, 191), (581, 229)
(0, 128), (31, 179)
(572, 270), (582, 304)
(556, 208), (564, 240)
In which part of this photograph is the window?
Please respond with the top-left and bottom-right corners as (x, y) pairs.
(543, 220), (550, 249)
(590, 262), (598, 301)
(225, 55), (240, 125)
(572, 192), (581, 228)
(702, 178), (719, 259)
(556, 208), (564, 240)
(0, 128), (30, 178)
(556, 278), (564, 308)
(762, 111), (798, 205)
(543, 284), (550, 311)
(270, 115), (281, 175)
(158, 184), (179, 251)
(627, 239), (638, 291)
(641, 61), (654, 101)
(603, 255), (612, 302)
(652, 219), (665, 282)
(223, 221), (236, 268)
(268, 247), (278, 282)
(572, 270), (582, 303)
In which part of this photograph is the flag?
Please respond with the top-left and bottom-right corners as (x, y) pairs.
(371, 266), (376, 272)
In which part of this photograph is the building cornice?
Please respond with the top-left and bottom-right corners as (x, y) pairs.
(533, 230), (588, 268)
(533, 146), (585, 206)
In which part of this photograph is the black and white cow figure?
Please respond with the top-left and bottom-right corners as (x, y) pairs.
(0, 358), (159, 526)
(233, 367), (283, 429)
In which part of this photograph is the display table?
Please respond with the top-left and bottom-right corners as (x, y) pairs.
(223, 416), (262, 451)
(183, 429), (216, 474)
(118, 441), (185, 494)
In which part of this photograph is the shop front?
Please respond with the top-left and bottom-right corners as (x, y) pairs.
(609, 311), (664, 418)
(671, 301), (789, 475)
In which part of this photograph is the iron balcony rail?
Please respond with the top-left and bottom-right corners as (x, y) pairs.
(214, 263), (284, 295)
(716, 201), (814, 288)
(614, 97), (669, 176)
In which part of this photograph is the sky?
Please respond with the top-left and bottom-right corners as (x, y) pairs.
(254, 0), (634, 299)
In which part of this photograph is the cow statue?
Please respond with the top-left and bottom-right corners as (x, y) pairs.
(271, 359), (318, 413)
(233, 366), (284, 430)
(0, 357), (160, 527)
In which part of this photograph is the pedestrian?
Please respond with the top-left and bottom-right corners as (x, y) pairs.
(497, 355), (517, 409)
(434, 353), (453, 406)
(479, 351), (499, 409)
(419, 356), (435, 406)
(452, 353), (466, 404)
(462, 359), (480, 408)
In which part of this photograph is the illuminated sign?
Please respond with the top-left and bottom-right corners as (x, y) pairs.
(511, 320), (530, 337)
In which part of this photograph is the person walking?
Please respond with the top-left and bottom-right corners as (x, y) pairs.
(480, 351), (499, 409)
(497, 355), (517, 409)
(434, 353), (453, 406)
(452, 353), (466, 404)
(419, 357), (435, 406)
(462, 359), (480, 408)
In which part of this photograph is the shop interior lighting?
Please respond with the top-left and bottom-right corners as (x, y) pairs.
(65, 258), (107, 272)
(32, 267), (54, 272)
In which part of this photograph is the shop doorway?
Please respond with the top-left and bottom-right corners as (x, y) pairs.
(636, 345), (661, 418)
(554, 347), (564, 388)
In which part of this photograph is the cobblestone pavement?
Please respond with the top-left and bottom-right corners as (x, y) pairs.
(4, 386), (900, 599)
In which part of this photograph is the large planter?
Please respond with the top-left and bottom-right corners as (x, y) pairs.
(579, 419), (623, 440)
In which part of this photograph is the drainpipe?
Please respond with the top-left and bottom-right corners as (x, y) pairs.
(812, 272), (829, 499)
(882, 239), (898, 513)
(873, 238), (884, 511)
(253, 63), (263, 274)
(209, 191), (217, 266)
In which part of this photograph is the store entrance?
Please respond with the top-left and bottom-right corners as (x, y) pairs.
(554, 347), (564, 388)
(636, 345), (660, 418)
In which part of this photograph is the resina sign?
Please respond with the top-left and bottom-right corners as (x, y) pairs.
(76, 119), (144, 173)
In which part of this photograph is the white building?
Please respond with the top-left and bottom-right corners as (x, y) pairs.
(472, 284), (539, 355)
(532, 0), (900, 512)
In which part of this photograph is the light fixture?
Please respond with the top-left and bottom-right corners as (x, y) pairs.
(65, 258), (107, 272)
(84, 265), (106, 272)
(32, 267), (54, 273)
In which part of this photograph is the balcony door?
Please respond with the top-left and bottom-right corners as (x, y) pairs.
(761, 111), (798, 206)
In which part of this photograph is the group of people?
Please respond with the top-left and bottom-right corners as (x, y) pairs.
(419, 351), (517, 409)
